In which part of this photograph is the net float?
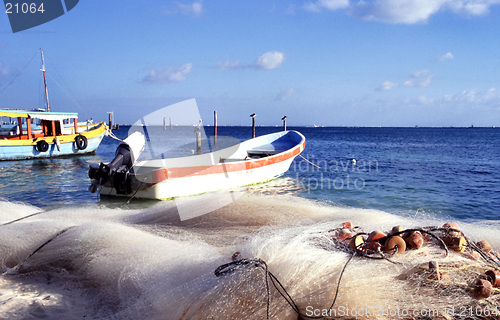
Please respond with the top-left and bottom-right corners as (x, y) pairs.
(443, 222), (461, 237)
(442, 235), (453, 246)
(367, 230), (387, 242)
(476, 240), (492, 253)
(349, 235), (364, 250)
(231, 252), (241, 261)
(405, 231), (424, 249)
(390, 225), (403, 235)
(342, 222), (353, 230)
(472, 278), (492, 299)
(443, 222), (460, 230)
(336, 228), (353, 240)
(449, 236), (467, 253)
(384, 236), (406, 254)
(485, 270), (500, 287)
(365, 241), (382, 252)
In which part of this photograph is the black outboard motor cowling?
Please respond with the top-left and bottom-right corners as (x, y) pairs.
(89, 132), (145, 195)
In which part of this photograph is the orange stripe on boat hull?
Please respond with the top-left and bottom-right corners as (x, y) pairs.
(140, 140), (305, 184)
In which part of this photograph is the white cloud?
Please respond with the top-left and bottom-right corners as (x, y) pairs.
(351, 0), (446, 24)
(217, 58), (241, 70)
(447, 0), (500, 16)
(346, 0), (500, 24)
(376, 81), (398, 91)
(217, 51), (286, 71)
(285, 5), (297, 15)
(438, 52), (454, 62)
(403, 69), (433, 87)
(163, 1), (203, 17)
(276, 88), (297, 101)
(254, 51), (286, 70)
(143, 63), (193, 84)
(304, 0), (350, 12)
(377, 70), (433, 91)
(444, 88), (500, 104)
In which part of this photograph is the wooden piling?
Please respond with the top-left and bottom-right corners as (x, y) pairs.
(214, 111), (217, 147)
(250, 113), (256, 138)
(282, 116), (287, 131)
(196, 131), (202, 153)
(108, 112), (113, 131)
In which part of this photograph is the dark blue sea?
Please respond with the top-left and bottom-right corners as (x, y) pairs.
(1, 126), (500, 319)
(1, 126), (498, 221)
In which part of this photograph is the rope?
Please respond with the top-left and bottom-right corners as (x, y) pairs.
(107, 130), (123, 142)
(3, 226), (74, 274)
(215, 253), (355, 319)
(45, 58), (92, 119)
(0, 52), (38, 96)
(0, 211), (44, 226)
(124, 181), (145, 205)
(299, 154), (322, 169)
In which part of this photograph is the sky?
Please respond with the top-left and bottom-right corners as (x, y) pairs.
(1, 0), (500, 127)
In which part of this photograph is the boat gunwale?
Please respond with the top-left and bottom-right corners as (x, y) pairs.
(0, 122), (107, 146)
(130, 130), (306, 183)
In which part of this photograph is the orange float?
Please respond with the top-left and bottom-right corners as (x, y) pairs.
(476, 240), (491, 253)
(472, 278), (492, 299)
(449, 236), (467, 253)
(336, 228), (353, 240)
(349, 235), (364, 250)
(390, 226), (403, 235)
(485, 270), (500, 287)
(384, 236), (406, 254)
(365, 241), (382, 252)
(367, 230), (387, 242)
(405, 231), (424, 249)
(342, 221), (353, 230)
(443, 222), (461, 237)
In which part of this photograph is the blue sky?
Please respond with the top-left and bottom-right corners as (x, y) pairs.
(1, 0), (500, 126)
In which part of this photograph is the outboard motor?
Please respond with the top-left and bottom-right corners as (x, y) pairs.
(89, 131), (145, 194)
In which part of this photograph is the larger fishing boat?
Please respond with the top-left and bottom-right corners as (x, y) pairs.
(88, 130), (305, 200)
(0, 109), (107, 161)
(0, 49), (107, 161)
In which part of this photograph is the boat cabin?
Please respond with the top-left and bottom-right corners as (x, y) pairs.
(0, 109), (79, 140)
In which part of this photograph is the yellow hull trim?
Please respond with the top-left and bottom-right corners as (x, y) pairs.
(0, 122), (108, 146)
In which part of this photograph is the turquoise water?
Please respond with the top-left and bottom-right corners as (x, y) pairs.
(0, 126), (499, 220)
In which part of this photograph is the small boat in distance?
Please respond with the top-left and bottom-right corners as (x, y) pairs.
(88, 130), (306, 200)
(0, 49), (107, 161)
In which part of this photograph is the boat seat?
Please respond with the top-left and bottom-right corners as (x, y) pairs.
(247, 149), (284, 158)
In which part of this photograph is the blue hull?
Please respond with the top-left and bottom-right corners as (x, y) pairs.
(0, 133), (105, 160)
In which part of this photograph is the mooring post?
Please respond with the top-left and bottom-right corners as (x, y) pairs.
(250, 113), (256, 138)
(196, 131), (202, 153)
(214, 110), (218, 147)
(195, 119), (202, 153)
(108, 112), (113, 131)
(282, 115), (287, 131)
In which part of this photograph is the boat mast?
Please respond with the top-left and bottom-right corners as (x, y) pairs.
(40, 48), (50, 112)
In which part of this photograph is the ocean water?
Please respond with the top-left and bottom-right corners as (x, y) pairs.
(1, 126), (500, 319)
